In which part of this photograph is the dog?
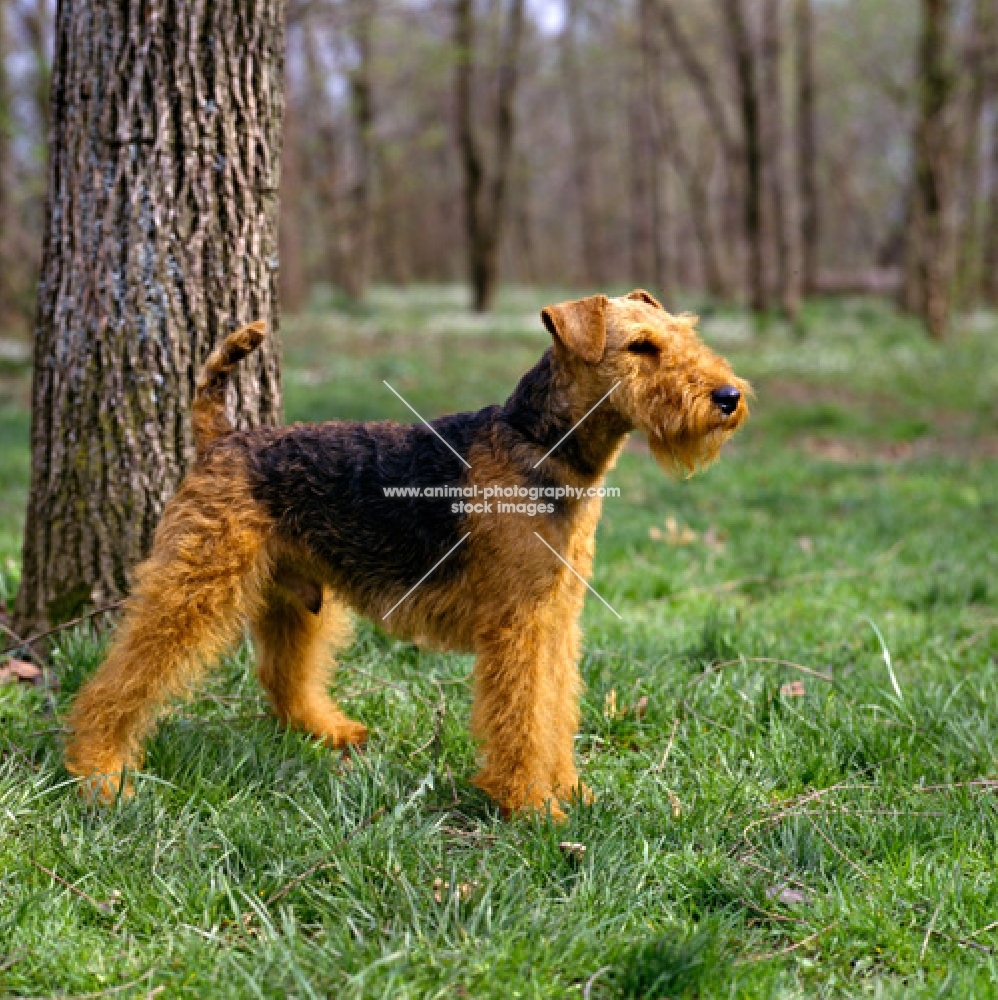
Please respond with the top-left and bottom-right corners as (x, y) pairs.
(65, 290), (750, 819)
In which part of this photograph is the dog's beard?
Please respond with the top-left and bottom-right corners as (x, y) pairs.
(648, 429), (728, 477)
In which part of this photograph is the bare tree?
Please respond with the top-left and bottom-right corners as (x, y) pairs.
(724, 0), (768, 313)
(561, 0), (605, 285)
(650, 0), (734, 297)
(762, 0), (798, 320)
(0, 0), (11, 327)
(454, 0), (526, 312)
(344, 0), (376, 300)
(954, 0), (993, 306)
(16, 0), (286, 630)
(637, 0), (673, 302)
(902, 0), (959, 338)
(794, 0), (819, 295)
(280, 33), (307, 315)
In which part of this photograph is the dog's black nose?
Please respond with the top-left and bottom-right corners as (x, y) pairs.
(711, 385), (741, 416)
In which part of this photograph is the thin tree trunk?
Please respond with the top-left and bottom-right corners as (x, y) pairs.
(957, 0), (994, 306)
(280, 37), (306, 315)
(18, 0), (52, 158)
(562, 0), (605, 285)
(0, 0), (12, 327)
(725, 0), (767, 314)
(986, 100), (998, 304)
(345, 0), (376, 300)
(762, 0), (799, 320)
(454, 0), (525, 313)
(638, 0), (672, 302)
(985, 7), (998, 306)
(903, 0), (958, 338)
(794, 0), (819, 295)
(16, 0), (286, 631)
(628, 55), (653, 287)
(653, 0), (737, 296)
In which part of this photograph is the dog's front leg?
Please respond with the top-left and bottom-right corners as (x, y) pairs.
(470, 606), (581, 821)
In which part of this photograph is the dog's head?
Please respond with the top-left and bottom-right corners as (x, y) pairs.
(541, 290), (751, 474)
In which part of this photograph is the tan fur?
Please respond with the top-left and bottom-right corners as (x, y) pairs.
(65, 293), (749, 818)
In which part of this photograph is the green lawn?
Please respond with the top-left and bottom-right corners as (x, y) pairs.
(2, 289), (998, 998)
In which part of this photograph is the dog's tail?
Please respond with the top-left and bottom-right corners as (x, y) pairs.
(192, 321), (267, 459)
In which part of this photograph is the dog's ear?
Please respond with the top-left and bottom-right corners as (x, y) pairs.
(626, 289), (665, 311)
(541, 295), (607, 364)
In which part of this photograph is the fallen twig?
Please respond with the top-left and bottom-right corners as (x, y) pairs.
(738, 921), (839, 964)
(30, 859), (116, 914)
(267, 806), (387, 906)
(653, 717), (681, 773)
(1, 601), (125, 659)
(691, 656), (834, 688)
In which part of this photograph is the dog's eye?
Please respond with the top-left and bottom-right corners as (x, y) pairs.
(627, 339), (659, 357)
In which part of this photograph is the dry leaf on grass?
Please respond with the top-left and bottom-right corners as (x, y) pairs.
(780, 681), (807, 698)
(766, 885), (810, 906)
(604, 690), (648, 721)
(0, 659), (42, 686)
(559, 842), (587, 862)
(603, 688), (619, 720)
(798, 536), (815, 555)
(666, 789), (682, 818)
(703, 526), (728, 552)
(432, 877), (478, 904)
(665, 516), (698, 546)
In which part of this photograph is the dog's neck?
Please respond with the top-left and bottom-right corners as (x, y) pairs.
(501, 350), (632, 481)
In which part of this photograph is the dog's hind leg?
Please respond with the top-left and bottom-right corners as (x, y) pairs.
(65, 462), (271, 802)
(251, 571), (367, 749)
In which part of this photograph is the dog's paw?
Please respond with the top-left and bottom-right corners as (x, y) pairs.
(329, 718), (369, 749)
(73, 770), (135, 806)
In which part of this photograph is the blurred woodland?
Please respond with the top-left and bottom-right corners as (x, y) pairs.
(1, 0), (997, 336)
(282, 0), (994, 334)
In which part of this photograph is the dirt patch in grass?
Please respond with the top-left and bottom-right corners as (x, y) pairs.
(802, 434), (998, 463)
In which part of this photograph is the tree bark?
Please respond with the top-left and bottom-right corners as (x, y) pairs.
(561, 0), (605, 285)
(762, 0), (799, 320)
(344, 0), (376, 300)
(902, 0), (958, 338)
(794, 0), (819, 296)
(454, 0), (525, 313)
(724, 0), (768, 314)
(954, 0), (991, 307)
(637, 0), (672, 303)
(0, 0), (12, 327)
(16, 0), (286, 631)
(279, 35), (306, 315)
(653, 0), (737, 296)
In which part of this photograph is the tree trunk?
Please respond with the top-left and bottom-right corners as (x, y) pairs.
(954, 0), (989, 307)
(653, 0), (736, 296)
(280, 38), (306, 315)
(985, 17), (998, 306)
(16, 0), (286, 631)
(903, 0), (958, 339)
(794, 0), (819, 296)
(454, 0), (525, 313)
(344, 0), (376, 301)
(725, 0), (767, 314)
(0, 0), (11, 327)
(637, 0), (673, 303)
(562, 0), (605, 285)
(762, 0), (799, 320)
(18, 0), (53, 155)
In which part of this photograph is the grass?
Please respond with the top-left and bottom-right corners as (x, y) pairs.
(2, 288), (998, 998)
